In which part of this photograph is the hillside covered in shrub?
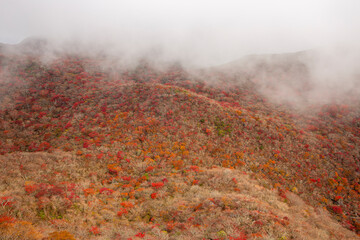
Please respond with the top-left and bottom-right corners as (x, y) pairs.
(0, 47), (359, 239)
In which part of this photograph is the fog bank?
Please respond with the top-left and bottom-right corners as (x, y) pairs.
(1, 0), (360, 67)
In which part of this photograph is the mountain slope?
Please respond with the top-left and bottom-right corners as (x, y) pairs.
(0, 51), (359, 239)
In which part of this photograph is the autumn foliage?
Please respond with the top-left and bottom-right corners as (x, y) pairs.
(0, 52), (359, 239)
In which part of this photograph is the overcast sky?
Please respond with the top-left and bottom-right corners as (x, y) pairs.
(1, 0), (360, 66)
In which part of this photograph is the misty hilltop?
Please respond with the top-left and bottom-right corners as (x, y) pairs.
(0, 37), (50, 55)
(209, 49), (360, 106)
(3, 36), (360, 107)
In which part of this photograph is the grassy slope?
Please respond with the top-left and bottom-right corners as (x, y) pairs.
(0, 54), (359, 239)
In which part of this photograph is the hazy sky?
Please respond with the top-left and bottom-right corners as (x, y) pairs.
(1, 0), (360, 66)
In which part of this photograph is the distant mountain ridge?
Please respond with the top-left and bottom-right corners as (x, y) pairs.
(0, 37), (49, 55)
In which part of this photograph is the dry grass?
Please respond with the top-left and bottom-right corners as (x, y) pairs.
(1, 152), (358, 239)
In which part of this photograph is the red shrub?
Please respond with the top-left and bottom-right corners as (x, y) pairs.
(117, 208), (128, 216)
(99, 188), (114, 195)
(145, 166), (154, 172)
(135, 232), (145, 238)
(0, 215), (15, 224)
(331, 205), (343, 214)
(89, 226), (100, 235)
(0, 196), (14, 207)
(151, 193), (157, 199)
(151, 182), (164, 189)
